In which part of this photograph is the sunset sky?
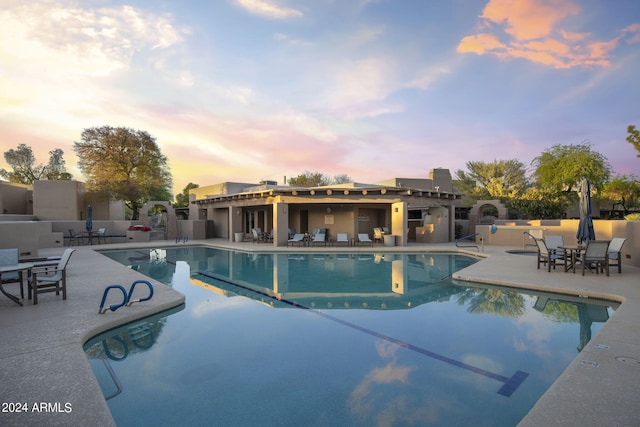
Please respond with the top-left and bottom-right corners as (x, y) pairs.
(1, 0), (639, 195)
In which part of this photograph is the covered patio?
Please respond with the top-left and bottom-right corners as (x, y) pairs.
(190, 184), (461, 246)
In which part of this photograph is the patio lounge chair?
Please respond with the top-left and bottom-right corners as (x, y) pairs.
(312, 233), (326, 246)
(251, 228), (264, 243)
(29, 248), (75, 304)
(607, 237), (626, 273)
(287, 234), (304, 246)
(535, 238), (565, 272)
(373, 227), (384, 243)
(335, 233), (349, 246)
(582, 240), (610, 276)
(358, 233), (373, 247)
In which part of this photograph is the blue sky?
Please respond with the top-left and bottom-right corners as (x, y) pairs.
(1, 0), (639, 194)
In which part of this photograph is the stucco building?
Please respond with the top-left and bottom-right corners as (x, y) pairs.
(189, 169), (461, 246)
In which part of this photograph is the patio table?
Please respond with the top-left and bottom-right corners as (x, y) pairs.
(559, 245), (585, 274)
(0, 263), (34, 306)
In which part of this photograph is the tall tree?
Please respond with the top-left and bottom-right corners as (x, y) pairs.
(627, 125), (640, 157)
(1, 144), (71, 184)
(601, 175), (640, 214)
(74, 126), (173, 220)
(333, 174), (352, 184)
(288, 171), (331, 187)
(454, 159), (529, 201)
(532, 143), (611, 194)
(174, 182), (199, 208)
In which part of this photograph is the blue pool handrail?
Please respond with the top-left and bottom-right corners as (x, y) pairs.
(99, 280), (154, 313)
(126, 280), (154, 307)
(99, 285), (128, 314)
(455, 233), (484, 252)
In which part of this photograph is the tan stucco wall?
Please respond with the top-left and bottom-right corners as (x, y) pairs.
(33, 180), (86, 220)
(0, 182), (32, 215)
(477, 220), (640, 268)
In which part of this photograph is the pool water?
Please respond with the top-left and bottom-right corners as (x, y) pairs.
(86, 246), (616, 426)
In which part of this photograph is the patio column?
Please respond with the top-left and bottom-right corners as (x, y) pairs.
(391, 201), (407, 246)
(229, 206), (243, 242)
(273, 202), (289, 247)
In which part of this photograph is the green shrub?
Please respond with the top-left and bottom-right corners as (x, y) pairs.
(624, 213), (640, 221)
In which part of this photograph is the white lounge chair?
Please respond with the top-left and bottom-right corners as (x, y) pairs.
(287, 234), (304, 246)
(358, 233), (373, 246)
(335, 233), (349, 246)
(312, 233), (326, 246)
(29, 248), (75, 304)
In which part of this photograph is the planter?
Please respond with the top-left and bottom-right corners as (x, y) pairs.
(383, 234), (396, 247)
(234, 232), (245, 242)
(126, 230), (151, 242)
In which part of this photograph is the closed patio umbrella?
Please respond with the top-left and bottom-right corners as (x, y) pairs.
(576, 178), (595, 244)
(86, 204), (93, 233)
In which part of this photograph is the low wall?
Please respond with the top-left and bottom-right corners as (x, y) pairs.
(476, 220), (639, 268)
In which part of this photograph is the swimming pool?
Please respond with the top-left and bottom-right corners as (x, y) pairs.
(86, 246), (616, 426)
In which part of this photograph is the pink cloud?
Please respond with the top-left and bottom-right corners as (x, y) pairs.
(458, 0), (640, 69)
(481, 0), (580, 40)
(457, 33), (506, 54)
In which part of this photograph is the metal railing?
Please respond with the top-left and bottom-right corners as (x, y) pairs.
(455, 233), (484, 251)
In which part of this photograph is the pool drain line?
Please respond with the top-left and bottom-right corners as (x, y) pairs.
(194, 271), (529, 397)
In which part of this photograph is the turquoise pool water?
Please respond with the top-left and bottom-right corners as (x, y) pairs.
(86, 246), (616, 426)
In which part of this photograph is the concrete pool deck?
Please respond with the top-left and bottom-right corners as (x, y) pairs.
(0, 240), (638, 426)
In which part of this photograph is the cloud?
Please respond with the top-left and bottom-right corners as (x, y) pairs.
(481, 0), (579, 40)
(0, 2), (186, 78)
(457, 0), (640, 69)
(233, 0), (303, 19)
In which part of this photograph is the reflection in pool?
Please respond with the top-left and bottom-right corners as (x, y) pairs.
(87, 246), (617, 426)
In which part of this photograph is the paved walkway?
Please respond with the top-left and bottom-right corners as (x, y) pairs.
(0, 240), (638, 426)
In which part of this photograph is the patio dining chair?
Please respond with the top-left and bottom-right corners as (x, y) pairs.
(582, 240), (610, 276)
(29, 248), (75, 304)
(67, 229), (82, 246)
(535, 238), (565, 272)
(607, 237), (626, 274)
(544, 235), (564, 255)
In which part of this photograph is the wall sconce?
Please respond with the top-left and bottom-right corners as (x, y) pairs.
(394, 207), (399, 213)
(310, 190), (315, 195)
(236, 210), (241, 215)
(282, 206), (287, 213)
(327, 207), (331, 213)
(326, 189), (332, 195)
